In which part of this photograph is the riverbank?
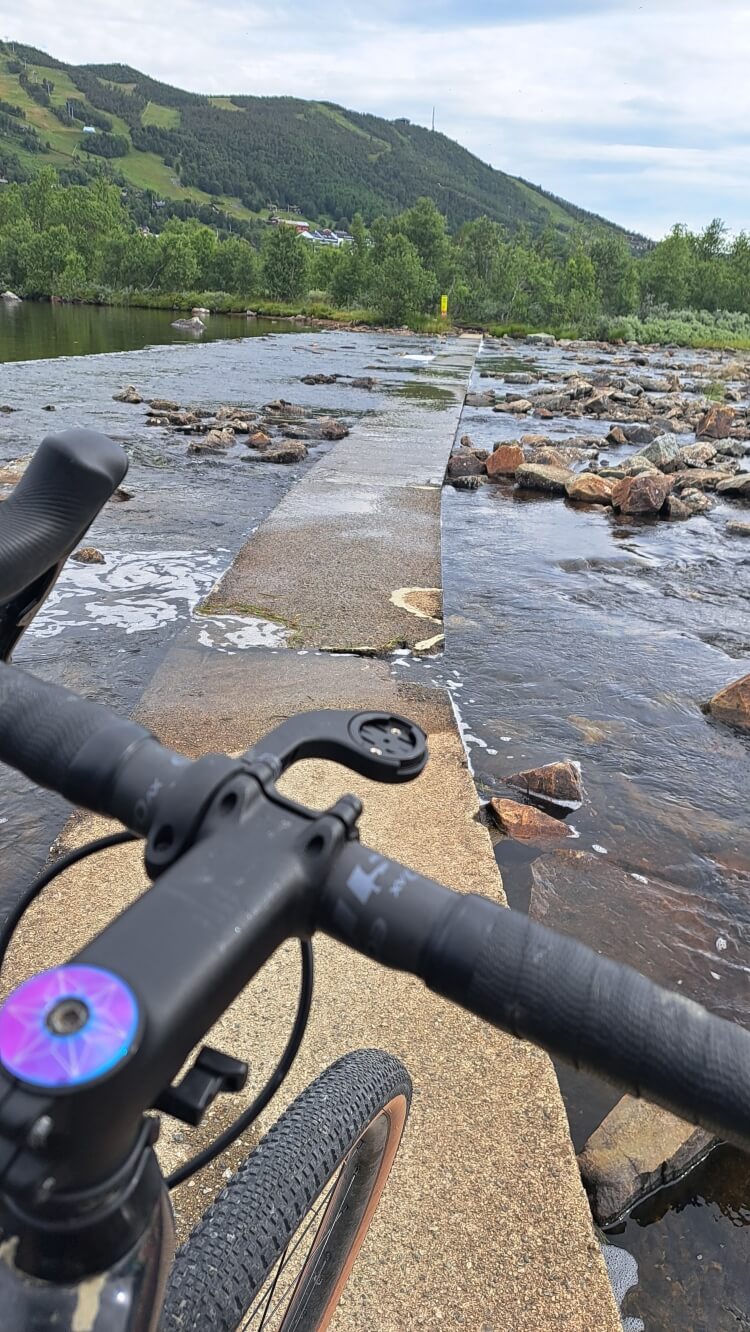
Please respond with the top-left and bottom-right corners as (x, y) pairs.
(10, 289), (750, 352)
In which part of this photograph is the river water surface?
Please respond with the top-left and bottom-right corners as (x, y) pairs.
(1, 306), (749, 1330)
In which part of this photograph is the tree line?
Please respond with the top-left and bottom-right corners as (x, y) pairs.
(1, 171), (750, 338)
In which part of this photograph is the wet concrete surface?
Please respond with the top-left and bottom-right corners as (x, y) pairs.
(204, 335), (479, 650)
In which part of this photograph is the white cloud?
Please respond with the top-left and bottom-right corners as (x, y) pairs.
(8, 0), (750, 236)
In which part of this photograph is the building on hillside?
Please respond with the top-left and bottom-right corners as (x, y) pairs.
(82, 126), (97, 135)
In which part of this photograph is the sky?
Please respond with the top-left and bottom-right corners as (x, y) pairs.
(8, 0), (750, 239)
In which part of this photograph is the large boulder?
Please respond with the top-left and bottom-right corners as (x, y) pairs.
(617, 454), (659, 477)
(447, 453), (486, 480)
(677, 441), (717, 468)
(243, 440), (308, 465)
(489, 798), (572, 843)
(671, 467), (733, 493)
(727, 521), (750, 537)
(264, 399), (307, 418)
(708, 673), (750, 730)
(636, 433), (683, 470)
(565, 473), (615, 505)
(506, 760), (583, 809)
(579, 1096), (715, 1228)
(515, 462), (572, 495)
(622, 423), (660, 446)
(611, 472), (672, 515)
(696, 404), (735, 440)
(1, 291), (21, 303)
(486, 443), (524, 478)
(465, 390), (495, 408)
(532, 445), (591, 466)
(716, 473), (750, 500)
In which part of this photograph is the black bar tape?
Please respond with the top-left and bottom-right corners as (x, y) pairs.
(0, 665), (153, 819)
(0, 431), (127, 600)
(422, 895), (750, 1151)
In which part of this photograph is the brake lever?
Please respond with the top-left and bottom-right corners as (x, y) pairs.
(243, 709), (428, 784)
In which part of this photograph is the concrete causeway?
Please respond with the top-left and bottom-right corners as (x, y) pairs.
(5, 333), (621, 1330)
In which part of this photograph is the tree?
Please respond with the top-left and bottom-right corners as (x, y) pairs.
(642, 225), (694, 308)
(56, 251), (87, 300)
(370, 234), (430, 324)
(589, 232), (639, 315)
(558, 247), (600, 328)
(157, 223), (199, 291)
(261, 226), (310, 300)
(399, 196), (451, 290)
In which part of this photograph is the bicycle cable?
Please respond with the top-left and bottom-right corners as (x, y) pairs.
(166, 940), (314, 1189)
(0, 831), (314, 1191)
(0, 830), (139, 978)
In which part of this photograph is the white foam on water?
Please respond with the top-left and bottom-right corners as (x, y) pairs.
(601, 1244), (644, 1332)
(196, 614), (288, 652)
(29, 549), (224, 638)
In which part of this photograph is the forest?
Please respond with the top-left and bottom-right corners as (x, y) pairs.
(1, 170), (750, 348)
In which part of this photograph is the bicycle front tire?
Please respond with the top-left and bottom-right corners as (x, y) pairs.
(160, 1048), (412, 1332)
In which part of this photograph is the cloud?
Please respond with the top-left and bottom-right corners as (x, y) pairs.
(8, 0), (750, 237)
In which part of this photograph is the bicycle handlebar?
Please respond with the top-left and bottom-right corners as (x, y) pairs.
(1, 661), (749, 1158)
(322, 842), (750, 1151)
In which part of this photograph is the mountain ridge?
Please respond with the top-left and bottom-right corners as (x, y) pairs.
(0, 40), (648, 247)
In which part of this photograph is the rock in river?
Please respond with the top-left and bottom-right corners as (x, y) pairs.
(716, 473), (750, 500)
(486, 443), (524, 478)
(489, 798), (572, 842)
(515, 463), (572, 495)
(579, 1095), (715, 1228)
(243, 440), (308, 465)
(727, 520), (750, 537)
(506, 761), (583, 808)
(708, 673), (750, 731)
(453, 474), (481, 491)
(636, 433), (683, 470)
(565, 473), (615, 506)
(696, 403), (735, 440)
(148, 398), (180, 412)
(678, 441), (717, 468)
(1, 290), (21, 303)
(113, 385), (143, 404)
(611, 472), (672, 515)
(447, 453), (486, 481)
(71, 547), (105, 565)
(171, 316), (205, 331)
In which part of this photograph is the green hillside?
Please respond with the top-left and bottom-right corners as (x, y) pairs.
(0, 40), (645, 246)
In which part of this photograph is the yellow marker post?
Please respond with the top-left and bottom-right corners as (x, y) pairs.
(440, 294), (448, 319)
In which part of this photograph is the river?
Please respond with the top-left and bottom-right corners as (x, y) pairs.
(1, 303), (749, 1330)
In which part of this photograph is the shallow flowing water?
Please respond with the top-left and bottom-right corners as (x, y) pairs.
(438, 338), (750, 1331)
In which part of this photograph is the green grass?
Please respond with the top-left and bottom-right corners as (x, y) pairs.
(141, 101), (180, 129)
(315, 102), (391, 153)
(209, 97), (243, 112)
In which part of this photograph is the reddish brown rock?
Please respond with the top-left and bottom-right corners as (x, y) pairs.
(248, 430), (273, 448)
(489, 798), (572, 843)
(708, 673), (750, 731)
(565, 473), (615, 506)
(486, 444), (524, 478)
(71, 547), (105, 564)
(611, 472), (672, 515)
(671, 468), (732, 492)
(506, 761), (583, 808)
(696, 404), (735, 440)
(606, 426), (628, 447)
(318, 417), (349, 440)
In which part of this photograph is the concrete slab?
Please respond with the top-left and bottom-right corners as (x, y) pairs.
(5, 648), (620, 1331)
(203, 336), (480, 652)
